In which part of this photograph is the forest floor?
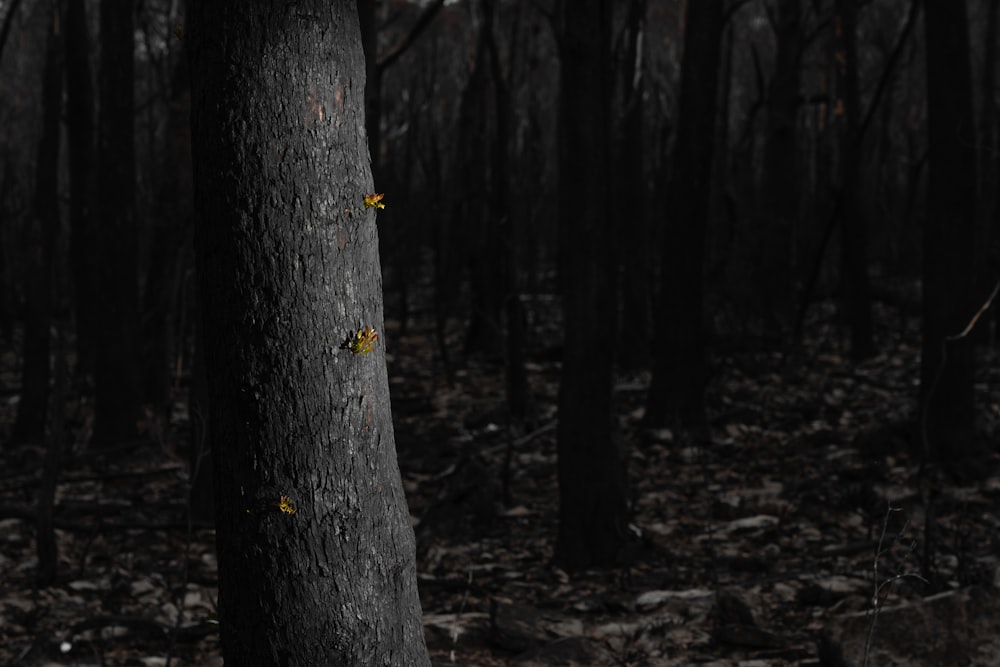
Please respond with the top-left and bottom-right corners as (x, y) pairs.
(2, 298), (1000, 666)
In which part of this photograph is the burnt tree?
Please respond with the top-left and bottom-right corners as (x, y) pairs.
(554, 0), (629, 570)
(94, 0), (141, 445)
(646, 0), (724, 430)
(834, 0), (874, 359)
(14, 0), (62, 443)
(921, 0), (982, 475)
(188, 1), (431, 663)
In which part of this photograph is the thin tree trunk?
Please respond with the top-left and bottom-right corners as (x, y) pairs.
(617, 0), (650, 372)
(14, 0), (62, 443)
(757, 0), (802, 337)
(834, 0), (874, 359)
(94, 0), (141, 445)
(66, 0), (97, 382)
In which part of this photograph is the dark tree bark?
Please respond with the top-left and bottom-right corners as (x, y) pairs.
(981, 0), (998, 231)
(482, 0), (527, 421)
(94, 0), (141, 445)
(141, 56), (191, 419)
(921, 0), (981, 473)
(554, 0), (628, 571)
(0, 0), (23, 66)
(188, 2), (431, 664)
(66, 0), (97, 382)
(616, 0), (651, 372)
(14, 0), (62, 443)
(834, 0), (874, 360)
(757, 0), (802, 336)
(645, 0), (723, 430)
(461, 6), (505, 359)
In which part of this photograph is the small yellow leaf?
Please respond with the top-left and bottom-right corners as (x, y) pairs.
(363, 193), (385, 210)
(276, 495), (297, 515)
(346, 326), (378, 355)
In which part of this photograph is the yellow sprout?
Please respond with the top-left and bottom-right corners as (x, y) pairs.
(346, 326), (378, 355)
(276, 496), (297, 515)
(363, 193), (385, 210)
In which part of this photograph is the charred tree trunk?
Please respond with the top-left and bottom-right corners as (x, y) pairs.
(645, 0), (723, 430)
(14, 0), (62, 443)
(188, 1), (431, 663)
(616, 0), (650, 372)
(921, 0), (982, 476)
(66, 0), (97, 382)
(834, 0), (874, 359)
(94, 0), (141, 445)
(554, 0), (628, 570)
(757, 0), (802, 337)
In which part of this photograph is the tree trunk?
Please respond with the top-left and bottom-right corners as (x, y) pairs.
(921, 0), (981, 475)
(462, 9), (505, 359)
(14, 0), (62, 443)
(188, 2), (431, 664)
(834, 0), (874, 360)
(757, 0), (802, 337)
(554, 0), (628, 571)
(66, 0), (97, 383)
(616, 0), (650, 372)
(646, 0), (723, 430)
(94, 0), (141, 446)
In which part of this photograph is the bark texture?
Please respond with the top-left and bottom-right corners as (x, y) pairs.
(188, 2), (430, 664)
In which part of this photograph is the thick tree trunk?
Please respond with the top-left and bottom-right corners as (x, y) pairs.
(14, 0), (62, 443)
(645, 0), (723, 430)
(834, 0), (874, 360)
(66, 0), (97, 382)
(188, 2), (431, 664)
(921, 0), (981, 475)
(554, 0), (628, 571)
(94, 0), (141, 445)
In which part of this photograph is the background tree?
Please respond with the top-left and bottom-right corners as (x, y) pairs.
(921, 0), (984, 476)
(66, 0), (97, 383)
(615, 0), (651, 372)
(757, 0), (802, 337)
(554, 0), (628, 571)
(13, 0), (61, 443)
(93, 0), (140, 445)
(188, 1), (431, 663)
(645, 0), (724, 431)
(834, 0), (875, 360)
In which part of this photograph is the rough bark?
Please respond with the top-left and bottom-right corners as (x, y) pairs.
(645, 0), (723, 429)
(554, 0), (628, 570)
(188, 2), (431, 663)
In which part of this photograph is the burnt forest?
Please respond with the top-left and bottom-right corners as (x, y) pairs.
(3, 0), (1000, 665)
